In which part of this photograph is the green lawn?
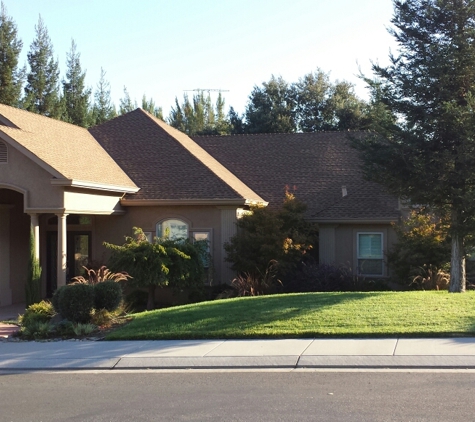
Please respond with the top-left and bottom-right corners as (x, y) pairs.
(106, 291), (475, 340)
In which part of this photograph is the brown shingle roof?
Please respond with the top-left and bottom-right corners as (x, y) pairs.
(0, 104), (137, 191)
(89, 109), (265, 203)
(193, 131), (400, 221)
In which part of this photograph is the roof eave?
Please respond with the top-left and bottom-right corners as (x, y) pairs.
(51, 179), (139, 194)
(311, 217), (399, 224)
(121, 198), (268, 207)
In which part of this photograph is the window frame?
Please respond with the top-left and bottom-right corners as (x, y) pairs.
(356, 232), (384, 276)
(156, 218), (189, 240)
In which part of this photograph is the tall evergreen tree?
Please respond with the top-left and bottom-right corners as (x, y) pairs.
(168, 92), (231, 135)
(119, 86), (136, 114)
(24, 16), (61, 117)
(352, 0), (475, 292)
(61, 39), (91, 127)
(0, 2), (24, 107)
(91, 67), (116, 125)
(244, 75), (296, 133)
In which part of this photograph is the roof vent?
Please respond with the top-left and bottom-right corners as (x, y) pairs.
(0, 141), (7, 163)
(342, 186), (347, 198)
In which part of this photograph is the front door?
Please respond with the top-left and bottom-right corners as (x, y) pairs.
(46, 231), (91, 296)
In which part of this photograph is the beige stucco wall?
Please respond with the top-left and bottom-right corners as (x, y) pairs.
(0, 142), (63, 210)
(319, 222), (397, 277)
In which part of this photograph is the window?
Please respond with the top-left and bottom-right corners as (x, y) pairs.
(0, 140), (7, 163)
(357, 232), (384, 276)
(156, 219), (188, 240)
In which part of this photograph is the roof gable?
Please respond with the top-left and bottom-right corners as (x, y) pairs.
(89, 109), (265, 204)
(0, 104), (138, 192)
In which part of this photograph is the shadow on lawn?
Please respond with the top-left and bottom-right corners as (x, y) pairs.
(109, 291), (389, 340)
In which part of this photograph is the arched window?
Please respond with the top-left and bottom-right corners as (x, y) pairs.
(0, 140), (7, 163)
(156, 219), (188, 240)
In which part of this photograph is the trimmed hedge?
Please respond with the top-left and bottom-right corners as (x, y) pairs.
(58, 283), (95, 323)
(94, 281), (122, 311)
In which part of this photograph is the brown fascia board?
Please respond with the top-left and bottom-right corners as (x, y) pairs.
(121, 198), (268, 207)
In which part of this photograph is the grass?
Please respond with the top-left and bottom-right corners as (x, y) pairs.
(106, 291), (475, 340)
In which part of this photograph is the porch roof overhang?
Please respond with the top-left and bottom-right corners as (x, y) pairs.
(120, 198), (269, 207)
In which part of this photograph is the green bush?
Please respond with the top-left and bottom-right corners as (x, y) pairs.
(51, 285), (67, 313)
(94, 281), (123, 311)
(58, 284), (95, 323)
(20, 300), (55, 327)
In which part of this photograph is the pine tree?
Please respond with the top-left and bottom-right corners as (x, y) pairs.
(141, 94), (163, 119)
(119, 86), (136, 115)
(61, 39), (91, 127)
(0, 2), (24, 107)
(24, 16), (61, 117)
(91, 67), (116, 125)
(352, 0), (475, 292)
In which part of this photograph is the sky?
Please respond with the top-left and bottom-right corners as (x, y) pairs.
(3, 0), (398, 117)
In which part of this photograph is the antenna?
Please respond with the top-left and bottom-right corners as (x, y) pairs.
(184, 88), (230, 94)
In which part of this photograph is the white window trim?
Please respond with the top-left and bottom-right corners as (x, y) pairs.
(356, 231), (384, 276)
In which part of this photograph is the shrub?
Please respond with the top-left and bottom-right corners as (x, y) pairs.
(21, 321), (53, 339)
(94, 280), (123, 311)
(51, 285), (67, 313)
(124, 289), (148, 313)
(58, 283), (95, 323)
(284, 261), (372, 292)
(20, 300), (55, 327)
(232, 260), (282, 296)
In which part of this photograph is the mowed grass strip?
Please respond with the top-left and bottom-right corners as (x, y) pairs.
(106, 291), (475, 340)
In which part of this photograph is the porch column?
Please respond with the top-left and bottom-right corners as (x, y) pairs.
(56, 213), (68, 288)
(28, 213), (40, 260)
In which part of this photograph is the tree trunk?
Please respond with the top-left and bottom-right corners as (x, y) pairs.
(147, 285), (156, 310)
(449, 231), (466, 293)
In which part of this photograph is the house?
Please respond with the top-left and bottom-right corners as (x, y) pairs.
(0, 105), (401, 307)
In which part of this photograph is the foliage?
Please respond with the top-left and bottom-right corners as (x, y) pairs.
(91, 67), (116, 124)
(352, 0), (475, 292)
(51, 285), (66, 313)
(61, 39), (91, 127)
(118, 86), (136, 114)
(168, 91), (231, 135)
(105, 227), (204, 310)
(71, 265), (131, 285)
(244, 75), (296, 133)
(23, 16), (61, 117)
(141, 95), (163, 119)
(71, 323), (96, 336)
(242, 70), (369, 133)
(0, 2), (24, 107)
(106, 291), (475, 340)
(94, 280), (123, 311)
(387, 209), (451, 285)
(224, 191), (318, 278)
(20, 320), (53, 339)
(411, 265), (450, 291)
(90, 308), (112, 326)
(57, 283), (95, 323)
(232, 260), (282, 296)
(25, 227), (42, 306)
(124, 289), (148, 313)
(19, 300), (55, 327)
(283, 261), (378, 293)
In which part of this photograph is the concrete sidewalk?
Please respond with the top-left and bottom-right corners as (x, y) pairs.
(2, 338), (475, 370)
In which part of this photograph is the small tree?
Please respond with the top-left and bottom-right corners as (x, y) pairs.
(387, 208), (451, 285)
(105, 228), (204, 310)
(25, 227), (41, 306)
(224, 191), (318, 279)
